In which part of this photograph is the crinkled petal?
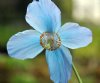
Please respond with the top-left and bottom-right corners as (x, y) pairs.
(58, 23), (92, 49)
(46, 45), (72, 83)
(26, 0), (61, 33)
(7, 30), (44, 60)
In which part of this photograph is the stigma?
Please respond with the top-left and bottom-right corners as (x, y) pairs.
(40, 32), (61, 51)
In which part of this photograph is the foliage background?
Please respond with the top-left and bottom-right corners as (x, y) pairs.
(0, 0), (100, 83)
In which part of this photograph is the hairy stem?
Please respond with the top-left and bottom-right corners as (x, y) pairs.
(72, 63), (83, 83)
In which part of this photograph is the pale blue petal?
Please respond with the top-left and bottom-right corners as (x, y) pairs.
(7, 30), (44, 60)
(58, 23), (92, 49)
(26, 0), (61, 33)
(46, 45), (72, 83)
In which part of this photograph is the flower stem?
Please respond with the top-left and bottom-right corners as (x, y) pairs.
(72, 63), (83, 83)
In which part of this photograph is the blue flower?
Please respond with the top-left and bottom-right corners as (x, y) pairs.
(7, 0), (92, 83)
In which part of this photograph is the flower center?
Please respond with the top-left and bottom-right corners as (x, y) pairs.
(40, 32), (61, 50)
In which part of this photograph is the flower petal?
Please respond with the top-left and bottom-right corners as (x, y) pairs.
(46, 45), (72, 83)
(58, 23), (92, 49)
(26, 0), (61, 33)
(7, 30), (44, 60)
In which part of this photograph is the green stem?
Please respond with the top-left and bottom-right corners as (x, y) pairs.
(72, 63), (83, 83)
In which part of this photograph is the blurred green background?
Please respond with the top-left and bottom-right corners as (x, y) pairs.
(0, 0), (100, 83)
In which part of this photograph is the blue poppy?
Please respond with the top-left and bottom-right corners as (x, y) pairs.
(7, 0), (92, 83)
